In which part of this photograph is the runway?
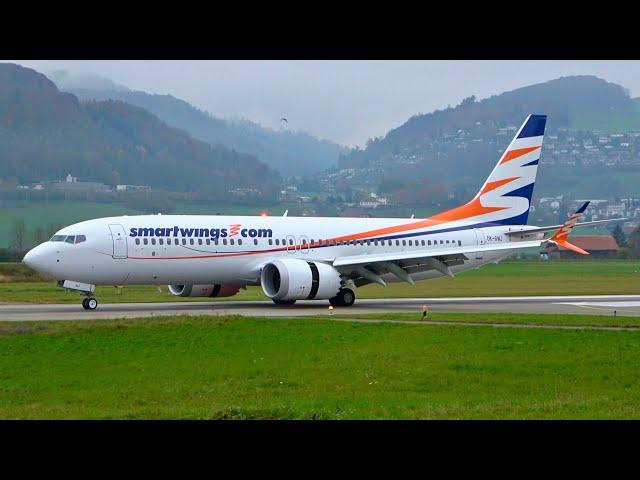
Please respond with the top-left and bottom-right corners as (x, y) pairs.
(1, 295), (640, 322)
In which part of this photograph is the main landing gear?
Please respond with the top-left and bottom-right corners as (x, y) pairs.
(272, 299), (297, 305)
(329, 288), (355, 307)
(82, 297), (98, 310)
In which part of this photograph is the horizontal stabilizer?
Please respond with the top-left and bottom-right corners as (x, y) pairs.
(506, 218), (628, 237)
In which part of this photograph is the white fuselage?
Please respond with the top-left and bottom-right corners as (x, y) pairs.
(23, 214), (540, 287)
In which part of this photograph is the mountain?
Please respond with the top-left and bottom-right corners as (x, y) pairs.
(57, 84), (348, 176)
(0, 63), (279, 198)
(338, 76), (640, 197)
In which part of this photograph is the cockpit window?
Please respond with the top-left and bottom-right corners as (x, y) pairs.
(65, 236), (76, 244)
(75, 235), (86, 244)
(50, 235), (66, 242)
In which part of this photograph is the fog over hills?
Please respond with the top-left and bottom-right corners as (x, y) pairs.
(51, 71), (348, 176)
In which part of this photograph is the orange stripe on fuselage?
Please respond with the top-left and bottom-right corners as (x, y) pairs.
(500, 146), (540, 164)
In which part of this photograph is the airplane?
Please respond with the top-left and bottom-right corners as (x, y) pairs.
(23, 114), (626, 310)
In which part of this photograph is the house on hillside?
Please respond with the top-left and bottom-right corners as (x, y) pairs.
(540, 235), (619, 259)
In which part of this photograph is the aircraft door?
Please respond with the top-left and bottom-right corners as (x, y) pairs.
(108, 224), (128, 259)
(474, 228), (485, 260)
(299, 235), (309, 253)
(286, 235), (296, 253)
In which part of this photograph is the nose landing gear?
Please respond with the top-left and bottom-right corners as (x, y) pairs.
(82, 297), (98, 310)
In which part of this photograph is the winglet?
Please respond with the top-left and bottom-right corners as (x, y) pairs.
(548, 202), (591, 255)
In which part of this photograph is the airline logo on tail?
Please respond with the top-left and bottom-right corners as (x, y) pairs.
(430, 114), (546, 227)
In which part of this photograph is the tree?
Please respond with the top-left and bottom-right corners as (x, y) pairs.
(611, 224), (627, 247)
(11, 218), (27, 253)
(627, 226), (640, 258)
(32, 226), (47, 245)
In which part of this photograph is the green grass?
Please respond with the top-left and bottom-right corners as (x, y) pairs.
(2, 314), (640, 419)
(1, 259), (638, 304)
(326, 312), (640, 327)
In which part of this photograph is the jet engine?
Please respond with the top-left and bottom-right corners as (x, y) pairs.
(260, 258), (341, 301)
(167, 284), (241, 298)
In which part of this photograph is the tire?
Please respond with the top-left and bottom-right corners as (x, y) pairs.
(329, 288), (355, 307)
(272, 299), (296, 305)
(82, 298), (89, 310)
(341, 288), (355, 307)
(86, 297), (98, 310)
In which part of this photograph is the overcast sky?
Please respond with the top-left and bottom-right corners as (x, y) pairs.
(9, 60), (640, 147)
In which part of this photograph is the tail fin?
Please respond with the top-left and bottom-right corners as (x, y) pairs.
(430, 114), (546, 226)
(548, 201), (590, 255)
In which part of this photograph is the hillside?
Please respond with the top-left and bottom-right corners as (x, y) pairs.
(0, 63), (280, 198)
(338, 76), (640, 198)
(61, 86), (348, 175)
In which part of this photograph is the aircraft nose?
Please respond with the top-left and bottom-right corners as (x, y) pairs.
(23, 244), (49, 273)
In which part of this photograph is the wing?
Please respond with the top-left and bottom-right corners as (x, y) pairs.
(331, 240), (542, 286)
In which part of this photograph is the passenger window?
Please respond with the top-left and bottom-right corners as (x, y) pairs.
(151, 238), (156, 245)
(238, 239), (242, 245)
(167, 239), (172, 245)
(144, 238), (148, 245)
(206, 239), (210, 245)
(214, 239), (218, 245)
(189, 239), (194, 245)
(230, 239), (235, 245)
(446, 240), (450, 244)
(458, 240), (462, 246)
(65, 236), (75, 244)
(223, 239), (227, 245)
(402, 240), (406, 246)
(135, 238), (140, 245)
(182, 238), (186, 245)
(198, 239), (203, 245)
(366, 240), (371, 246)
(159, 238), (164, 245)
(269, 239), (273, 245)
(289, 239), (294, 245)
(275, 239), (279, 245)
(440, 240), (444, 245)
(421, 240), (425, 246)
(408, 240), (412, 246)
(396, 240), (400, 246)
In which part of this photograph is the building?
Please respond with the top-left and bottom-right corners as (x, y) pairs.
(116, 184), (151, 192)
(541, 235), (619, 259)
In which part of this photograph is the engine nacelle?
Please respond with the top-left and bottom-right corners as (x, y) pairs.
(167, 284), (241, 298)
(260, 258), (341, 301)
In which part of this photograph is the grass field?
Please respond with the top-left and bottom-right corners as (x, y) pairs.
(2, 314), (640, 419)
(1, 259), (637, 304)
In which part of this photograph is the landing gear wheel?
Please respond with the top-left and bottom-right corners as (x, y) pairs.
(329, 288), (355, 307)
(272, 299), (297, 305)
(83, 297), (98, 310)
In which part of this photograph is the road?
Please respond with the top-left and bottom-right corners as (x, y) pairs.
(1, 295), (640, 321)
